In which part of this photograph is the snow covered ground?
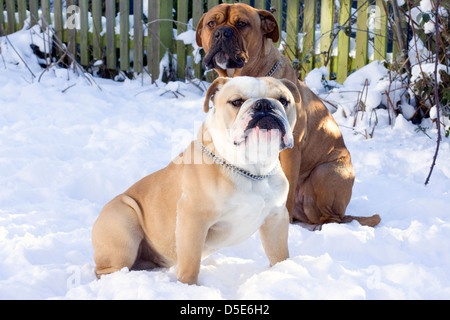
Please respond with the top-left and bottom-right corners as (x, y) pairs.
(0, 28), (449, 300)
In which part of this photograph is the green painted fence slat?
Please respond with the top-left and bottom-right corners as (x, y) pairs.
(354, 0), (369, 71)
(337, 0), (351, 84)
(134, 0), (144, 74)
(6, 0), (15, 34)
(17, 0), (26, 30)
(148, 0), (160, 80)
(80, 0), (89, 66)
(285, 0), (299, 63)
(302, 0), (316, 78)
(374, 0), (388, 61)
(176, 0), (188, 79)
(254, 0), (265, 10)
(106, 0), (117, 69)
(0, 0), (4, 36)
(120, 0), (130, 71)
(319, 0), (334, 71)
(66, 0), (77, 61)
(29, 0), (39, 26)
(53, 0), (63, 40)
(92, 0), (103, 60)
(159, 0), (173, 59)
(41, 0), (52, 29)
(193, 0), (206, 79)
(53, 0), (64, 61)
(208, 0), (219, 9)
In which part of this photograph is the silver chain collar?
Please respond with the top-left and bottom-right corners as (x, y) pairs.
(265, 60), (281, 77)
(197, 141), (277, 181)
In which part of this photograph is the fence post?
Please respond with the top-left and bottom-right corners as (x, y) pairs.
(302, 1), (316, 78)
(0, 0), (4, 36)
(53, 0), (63, 39)
(53, 0), (64, 59)
(319, 0), (334, 73)
(374, 0), (387, 61)
(193, 0), (206, 79)
(254, 0), (265, 9)
(80, 0), (89, 66)
(285, 0), (299, 64)
(159, 0), (173, 60)
(92, 0), (103, 61)
(17, 0), (26, 30)
(29, 0), (39, 27)
(176, 0), (188, 80)
(66, 0), (77, 60)
(41, 0), (52, 29)
(147, 0), (160, 81)
(6, 0), (15, 34)
(207, 0), (219, 9)
(120, 0), (130, 71)
(354, 0), (369, 71)
(336, 0), (351, 84)
(106, 0), (117, 70)
(134, 0), (144, 74)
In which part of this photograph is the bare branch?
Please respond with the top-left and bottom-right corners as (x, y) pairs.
(3, 34), (36, 79)
(425, 0), (442, 186)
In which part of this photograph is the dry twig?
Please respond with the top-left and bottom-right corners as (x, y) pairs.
(425, 0), (442, 186)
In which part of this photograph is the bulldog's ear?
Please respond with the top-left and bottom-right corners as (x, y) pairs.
(203, 77), (230, 113)
(258, 10), (280, 43)
(280, 79), (301, 104)
(196, 14), (205, 47)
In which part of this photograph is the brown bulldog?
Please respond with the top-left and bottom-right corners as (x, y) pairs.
(196, 3), (380, 227)
(93, 77), (299, 284)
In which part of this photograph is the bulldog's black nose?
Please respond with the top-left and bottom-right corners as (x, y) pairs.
(214, 27), (233, 40)
(254, 99), (273, 112)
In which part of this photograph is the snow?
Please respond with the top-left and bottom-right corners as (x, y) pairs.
(410, 0), (449, 34)
(318, 61), (411, 121)
(177, 19), (202, 65)
(1, 28), (450, 300)
(411, 63), (449, 84)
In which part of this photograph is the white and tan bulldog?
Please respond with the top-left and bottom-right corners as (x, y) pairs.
(92, 77), (300, 285)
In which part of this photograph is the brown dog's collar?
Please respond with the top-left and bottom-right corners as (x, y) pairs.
(265, 60), (281, 77)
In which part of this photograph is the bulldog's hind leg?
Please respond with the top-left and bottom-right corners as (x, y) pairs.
(92, 195), (145, 277)
(295, 160), (354, 225)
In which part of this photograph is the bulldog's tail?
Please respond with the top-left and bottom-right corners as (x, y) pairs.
(341, 214), (381, 227)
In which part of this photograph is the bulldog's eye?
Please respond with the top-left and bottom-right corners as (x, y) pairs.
(236, 21), (248, 28)
(207, 21), (216, 29)
(278, 97), (289, 107)
(230, 99), (245, 108)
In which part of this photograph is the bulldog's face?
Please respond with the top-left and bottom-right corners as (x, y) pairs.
(196, 3), (279, 72)
(202, 77), (299, 170)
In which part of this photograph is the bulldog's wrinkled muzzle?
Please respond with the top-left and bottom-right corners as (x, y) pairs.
(203, 26), (248, 70)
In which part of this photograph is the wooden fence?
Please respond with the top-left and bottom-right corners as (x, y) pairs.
(0, 0), (395, 83)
